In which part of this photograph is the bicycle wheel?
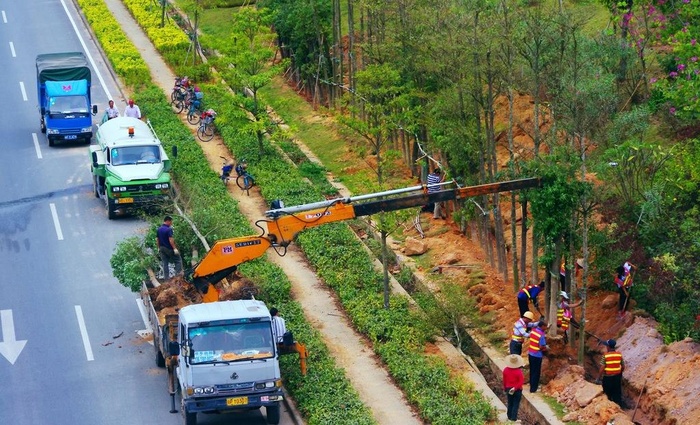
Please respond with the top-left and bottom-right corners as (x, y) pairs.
(171, 98), (184, 114)
(197, 124), (214, 142)
(236, 174), (254, 191)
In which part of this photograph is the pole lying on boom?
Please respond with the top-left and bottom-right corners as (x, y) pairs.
(189, 177), (541, 299)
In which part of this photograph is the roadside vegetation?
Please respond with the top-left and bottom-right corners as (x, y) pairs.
(77, 0), (376, 423)
(95, 0), (700, 421)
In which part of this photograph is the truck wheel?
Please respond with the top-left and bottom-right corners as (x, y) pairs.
(184, 410), (197, 425)
(40, 120), (46, 134)
(107, 199), (117, 220)
(48, 136), (54, 147)
(265, 404), (280, 425)
(155, 344), (165, 368)
(93, 177), (100, 198)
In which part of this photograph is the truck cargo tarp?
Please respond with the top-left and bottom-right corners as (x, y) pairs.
(36, 52), (91, 83)
(45, 80), (88, 97)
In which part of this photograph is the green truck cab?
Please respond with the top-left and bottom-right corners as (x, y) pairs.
(89, 117), (174, 219)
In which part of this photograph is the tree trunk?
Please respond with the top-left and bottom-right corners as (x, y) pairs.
(520, 200), (528, 288)
(548, 243), (562, 337)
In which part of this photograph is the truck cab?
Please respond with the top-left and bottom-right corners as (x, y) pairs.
(175, 300), (283, 425)
(89, 117), (173, 219)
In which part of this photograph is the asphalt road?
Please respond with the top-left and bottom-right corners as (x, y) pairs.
(0, 1), (292, 424)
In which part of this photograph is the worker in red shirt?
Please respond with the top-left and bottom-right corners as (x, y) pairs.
(503, 354), (525, 421)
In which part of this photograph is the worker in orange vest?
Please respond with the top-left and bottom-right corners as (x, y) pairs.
(517, 281), (544, 317)
(597, 339), (625, 406)
(527, 320), (548, 393)
(557, 291), (583, 343)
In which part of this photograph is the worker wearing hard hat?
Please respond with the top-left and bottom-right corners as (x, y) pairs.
(598, 339), (625, 406)
(557, 291), (583, 344)
(510, 311), (535, 355)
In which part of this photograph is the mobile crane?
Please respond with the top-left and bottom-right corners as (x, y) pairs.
(158, 177), (538, 425)
(185, 177), (541, 301)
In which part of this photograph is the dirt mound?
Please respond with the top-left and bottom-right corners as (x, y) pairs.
(149, 275), (260, 321)
(413, 217), (699, 424)
(617, 317), (700, 424)
(219, 277), (259, 301)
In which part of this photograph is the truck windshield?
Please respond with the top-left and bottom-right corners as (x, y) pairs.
(110, 146), (161, 165)
(189, 322), (274, 364)
(48, 95), (89, 115)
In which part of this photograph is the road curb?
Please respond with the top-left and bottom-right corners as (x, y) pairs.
(281, 387), (304, 425)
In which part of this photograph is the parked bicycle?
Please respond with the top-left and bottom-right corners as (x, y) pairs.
(186, 95), (203, 125)
(235, 159), (255, 195)
(220, 157), (234, 185)
(171, 76), (190, 101)
(196, 109), (217, 142)
(171, 86), (195, 114)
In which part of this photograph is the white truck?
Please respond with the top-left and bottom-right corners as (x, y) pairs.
(89, 117), (174, 219)
(142, 284), (284, 425)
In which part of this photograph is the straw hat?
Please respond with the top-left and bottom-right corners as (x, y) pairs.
(505, 354), (525, 369)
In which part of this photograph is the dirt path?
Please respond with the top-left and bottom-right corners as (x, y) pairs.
(95, 1), (422, 423)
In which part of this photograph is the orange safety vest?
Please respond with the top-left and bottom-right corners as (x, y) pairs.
(604, 351), (623, 375)
(511, 318), (528, 343)
(556, 308), (565, 329)
(529, 328), (545, 352)
(557, 304), (572, 330)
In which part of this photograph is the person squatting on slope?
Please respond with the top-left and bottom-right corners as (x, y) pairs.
(528, 320), (548, 393)
(517, 281), (545, 318)
(510, 311), (535, 355)
(557, 291), (583, 344)
(597, 339), (625, 407)
(503, 354), (525, 422)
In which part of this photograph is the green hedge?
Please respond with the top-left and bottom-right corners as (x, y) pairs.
(89, 0), (497, 421)
(78, 0), (375, 423)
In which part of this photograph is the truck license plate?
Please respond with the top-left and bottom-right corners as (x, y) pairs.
(226, 396), (248, 406)
(117, 197), (134, 204)
(65, 135), (78, 140)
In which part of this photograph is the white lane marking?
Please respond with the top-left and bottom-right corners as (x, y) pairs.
(32, 133), (42, 159)
(49, 203), (64, 240)
(75, 306), (94, 361)
(0, 310), (28, 365)
(60, 0), (112, 101)
(2, 11), (6, 24)
(9, 41), (15, 57)
(19, 82), (27, 101)
(136, 299), (153, 341)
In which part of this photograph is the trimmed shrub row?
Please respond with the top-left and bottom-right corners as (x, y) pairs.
(95, 0), (497, 422)
(76, 0), (375, 423)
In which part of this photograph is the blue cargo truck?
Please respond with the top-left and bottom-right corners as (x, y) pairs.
(36, 52), (97, 146)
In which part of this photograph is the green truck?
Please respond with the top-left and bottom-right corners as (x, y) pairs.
(89, 117), (174, 219)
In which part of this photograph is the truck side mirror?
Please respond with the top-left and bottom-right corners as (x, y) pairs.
(171, 146), (178, 158)
(91, 151), (98, 168)
(168, 341), (180, 356)
(92, 105), (98, 116)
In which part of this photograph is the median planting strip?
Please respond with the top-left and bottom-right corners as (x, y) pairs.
(83, 0), (499, 422)
(75, 0), (376, 423)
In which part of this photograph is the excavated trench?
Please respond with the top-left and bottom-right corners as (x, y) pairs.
(353, 221), (663, 425)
